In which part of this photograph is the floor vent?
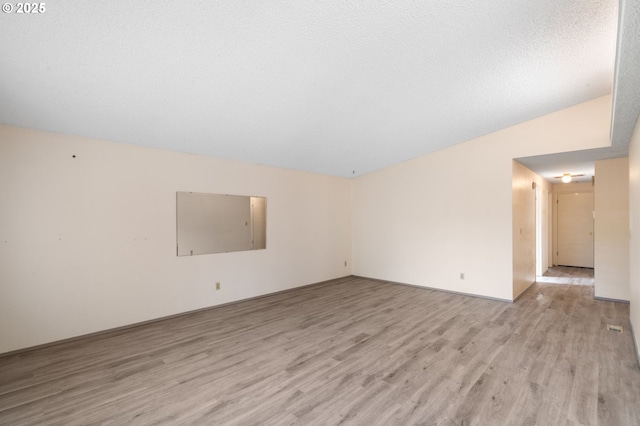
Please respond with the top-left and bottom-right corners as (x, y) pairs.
(607, 324), (623, 333)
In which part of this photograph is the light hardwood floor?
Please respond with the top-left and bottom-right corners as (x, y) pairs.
(1, 276), (639, 425)
(537, 266), (595, 286)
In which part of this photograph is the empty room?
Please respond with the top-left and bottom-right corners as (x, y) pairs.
(1, 1), (640, 425)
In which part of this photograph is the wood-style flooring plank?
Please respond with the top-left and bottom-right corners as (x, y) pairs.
(1, 277), (639, 425)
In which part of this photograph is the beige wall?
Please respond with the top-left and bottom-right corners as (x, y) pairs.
(512, 161), (553, 299)
(0, 125), (352, 354)
(352, 96), (612, 301)
(553, 182), (594, 193)
(594, 158), (630, 301)
(629, 115), (640, 363)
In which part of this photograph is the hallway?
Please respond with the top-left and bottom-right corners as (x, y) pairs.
(537, 266), (595, 286)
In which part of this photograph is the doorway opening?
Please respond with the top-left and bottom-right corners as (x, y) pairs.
(537, 189), (595, 286)
(535, 185), (543, 276)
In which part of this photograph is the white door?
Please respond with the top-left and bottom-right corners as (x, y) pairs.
(557, 192), (594, 268)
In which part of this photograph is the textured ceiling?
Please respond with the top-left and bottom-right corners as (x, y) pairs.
(519, 0), (640, 184)
(517, 148), (611, 184)
(0, 1), (623, 177)
(611, 0), (640, 147)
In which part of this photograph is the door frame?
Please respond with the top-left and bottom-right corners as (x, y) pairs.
(535, 185), (543, 276)
(553, 190), (594, 267)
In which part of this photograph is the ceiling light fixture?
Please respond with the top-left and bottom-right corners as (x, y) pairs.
(553, 173), (585, 182)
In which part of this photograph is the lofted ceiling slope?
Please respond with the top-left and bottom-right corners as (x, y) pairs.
(518, 0), (640, 184)
(0, 1), (623, 177)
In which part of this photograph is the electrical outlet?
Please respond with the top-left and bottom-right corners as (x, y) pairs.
(460, 273), (465, 280)
(216, 282), (221, 290)
(344, 261), (347, 267)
